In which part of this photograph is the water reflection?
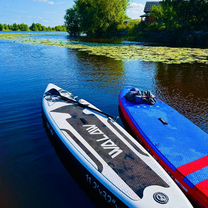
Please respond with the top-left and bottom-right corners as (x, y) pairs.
(0, 35), (207, 208)
(155, 63), (208, 132)
(64, 49), (126, 119)
(71, 50), (125, 85)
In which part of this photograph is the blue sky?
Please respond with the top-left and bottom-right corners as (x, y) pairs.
(0, 0), (158, 26)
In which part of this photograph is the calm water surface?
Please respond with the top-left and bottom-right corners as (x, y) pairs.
(0, 33), (207, 208)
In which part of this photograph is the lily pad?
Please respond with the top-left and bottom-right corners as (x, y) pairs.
(0, 34), (208, 65)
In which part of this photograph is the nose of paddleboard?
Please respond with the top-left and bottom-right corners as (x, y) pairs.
(45, 83), (60, 93)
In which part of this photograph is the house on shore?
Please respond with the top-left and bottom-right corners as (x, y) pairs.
(141, 1), (161, 23)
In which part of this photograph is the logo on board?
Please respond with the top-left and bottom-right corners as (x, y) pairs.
(83, 124), (123, 158)
(153, 192), (169, 204)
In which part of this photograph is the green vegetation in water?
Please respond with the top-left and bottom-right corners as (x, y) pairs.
(0, 34), (30, 40)
(0, 34), (208, 65)
(21, 39), (208, 65)
(0, 33), (64, 40)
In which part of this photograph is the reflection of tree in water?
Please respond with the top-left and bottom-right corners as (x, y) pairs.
(65, 49), (125, 119)
(155, 63), (208, 132)
(70, 49), (125, 88)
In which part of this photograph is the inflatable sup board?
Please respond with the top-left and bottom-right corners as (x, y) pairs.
(119, 87), (208, 208)
(42, 84), (193, 208)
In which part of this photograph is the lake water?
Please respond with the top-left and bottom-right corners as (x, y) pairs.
(0, 33), (207, 208)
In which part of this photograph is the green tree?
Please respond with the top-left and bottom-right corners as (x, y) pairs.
(54, 25), (66, 31)
(7, 24), (12, 31)
(12, 23), (19, 31)
(65, 7), (81, 36)
(149, 0), (208, 32)
(36, 23), (44, 31)
(151, 3), (179, 31)
(3, 24), (9, 31)
(65, 0), (129, 37)
(0, 22), (74, 32)
(30, 23), (38, 31)
(117, 19), (141, 36)
(47, 26), (52, 31)
(19, 23), (29, 31)
(29, 23), (44, 31)
(175, 0), (208, 31)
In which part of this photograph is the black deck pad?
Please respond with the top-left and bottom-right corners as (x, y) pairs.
(52, 104), (169, 198)
(62, 129), (104, 173)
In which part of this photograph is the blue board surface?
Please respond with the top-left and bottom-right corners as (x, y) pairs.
(120, 88), (208, 171)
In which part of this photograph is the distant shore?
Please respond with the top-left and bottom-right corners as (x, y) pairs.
(71, 31), (208, 49)
(133, 31), (208, 48)
(0, 23), (66, 33)
(1, 29), (208, 49)
(0, 30), (67, 33)
(83, 30), (208, 48)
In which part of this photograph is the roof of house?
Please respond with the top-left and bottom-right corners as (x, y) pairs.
(140, 13), (150, 18)
(144, 1), (161, 13)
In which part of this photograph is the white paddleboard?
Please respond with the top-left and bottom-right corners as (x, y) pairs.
(42, 83), (193, 208)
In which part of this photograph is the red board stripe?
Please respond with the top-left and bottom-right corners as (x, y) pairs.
(178, 156), (208, 177)
(197, 180), (208, 197)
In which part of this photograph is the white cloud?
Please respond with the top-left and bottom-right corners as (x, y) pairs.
(48, 1), (54, 5)
(127, 2), (145, 19)
(33, 0), (55, 5)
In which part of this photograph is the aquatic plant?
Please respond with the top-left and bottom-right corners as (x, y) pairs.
(0, 34), (30, 40)
(0, 34), (208, 65)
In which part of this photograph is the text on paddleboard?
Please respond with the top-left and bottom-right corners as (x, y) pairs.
(83, 124), (123, 158)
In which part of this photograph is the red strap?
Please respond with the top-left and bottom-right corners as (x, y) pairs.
(178, 156), (208, 177)
(196, 180), (208, 197)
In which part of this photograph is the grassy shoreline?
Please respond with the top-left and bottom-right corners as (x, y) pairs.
(0, 33), (208, 65)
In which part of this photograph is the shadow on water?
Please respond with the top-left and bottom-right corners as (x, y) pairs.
(155, 63), (208, 133)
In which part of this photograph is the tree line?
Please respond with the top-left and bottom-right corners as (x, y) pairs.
(64, 0), (208, 39)
(142, 0), (208, 32)
(0, 23), (66, 32)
